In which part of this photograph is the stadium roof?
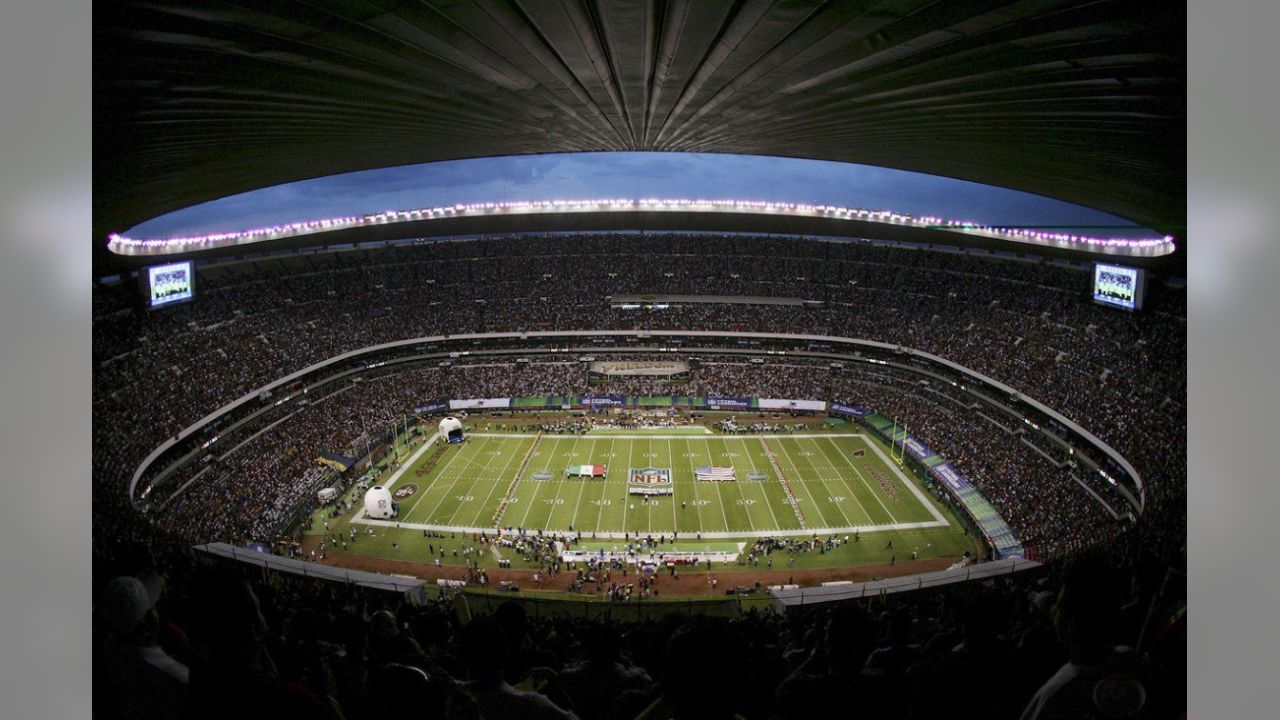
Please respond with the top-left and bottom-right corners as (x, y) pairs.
(94, 0), (1185, 267)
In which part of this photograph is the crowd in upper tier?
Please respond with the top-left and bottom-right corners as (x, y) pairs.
(93, 233), (1185, 562)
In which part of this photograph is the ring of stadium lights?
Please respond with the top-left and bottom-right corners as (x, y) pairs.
(108, 198), (1175, 258)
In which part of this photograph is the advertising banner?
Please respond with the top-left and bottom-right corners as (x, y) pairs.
(930, 462), (969, 493)
(903, 437), (935, 461)
(828, 401), (868, 418)
(449, 398), (511, 410)
(413, 400), (450, 415)
(759, 398), (826, 411)
(582, 395), (627, 407)
(705, 396), (753, 410)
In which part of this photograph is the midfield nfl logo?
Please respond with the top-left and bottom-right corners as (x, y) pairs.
(629, 467), (672, 485)
(628, 467), (673, 496)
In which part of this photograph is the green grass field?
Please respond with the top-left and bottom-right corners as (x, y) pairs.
(306, 427), (979, 572)
(373, 431), (948, 537)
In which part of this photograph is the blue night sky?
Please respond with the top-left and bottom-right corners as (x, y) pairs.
(127, 152), (1153, 239)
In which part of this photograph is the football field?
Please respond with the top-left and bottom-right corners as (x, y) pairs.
(360, 432), (949, 539)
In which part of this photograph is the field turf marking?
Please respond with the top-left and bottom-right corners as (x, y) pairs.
(794, 437), (858, 528)
(563, 437), (599, 532)
(401, 438), (472, 523)
(442, 436), (514, 527)
(513, 437), (555, 529)
(683, 437), (706, 533)
(667, 438), (678, 532)
(466, 436), (526, 528)
(808, 435), (880, 525)
(590, 437), (616, 533)
(773, 436), (834, 528)
(813, 437), (876, 525)
(702, 438), (732, 532)
(739, 437), (784, 530)
(621, 438), (634, 533)
(856, 436), (948, 525)
(718, 438), (757, 533)
(841, 441), (902, 525)
(354, 433), (950, 538)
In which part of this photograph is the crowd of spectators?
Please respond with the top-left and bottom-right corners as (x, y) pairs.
(125, 353), (1139, 563)
(93, 233), (1186, 718)
(93, 234), (1184, 563)
(95, 535), (1185, 719)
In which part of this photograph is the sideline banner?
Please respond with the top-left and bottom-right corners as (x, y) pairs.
(903, 437), (935, 461)
(449, 398), (510, 410)
(759, 398), (826, 411)
(828, 401), (868, 418)
(931, 462), (968, 493)
(413, 400), (449, 415)
(705, 396), (753, 410)
(582, 395), (627, 407)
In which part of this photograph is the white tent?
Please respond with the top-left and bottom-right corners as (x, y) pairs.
(439, 416), (465, 443)
(364, 485), (396, 519)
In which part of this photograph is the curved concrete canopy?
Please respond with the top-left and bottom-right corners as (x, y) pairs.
(94, 0), (1185, 265)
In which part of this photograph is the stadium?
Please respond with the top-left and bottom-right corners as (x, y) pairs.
(93, 3), (1186, 719)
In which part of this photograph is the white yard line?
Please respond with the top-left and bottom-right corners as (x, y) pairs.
(705, 440), (733, 533)
(773, 436), (835, 528)
(441, 436), (512, 527)
(718, 438), (757, 533)
(842, 446), (901, 525)
(354, 432), (948, 536)
(644, 437), (653, 534)
(515, 437), (564, 528)
(794, 436), (857, 528)
(621, 438), (634, 533)
(591, 437), (618, 532)
(858, 436), (948, 525)
(466, 436), (527, 528)
(668, 437), (679, 531)
(393, 435), (464, 522)
(683, 437), (706, 533)
(740, 437), (784, 530)
(813, 437), (875, 525)
(565, 437), (599, 532)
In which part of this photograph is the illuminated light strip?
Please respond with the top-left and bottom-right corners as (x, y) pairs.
(107, 198), (1175, 257)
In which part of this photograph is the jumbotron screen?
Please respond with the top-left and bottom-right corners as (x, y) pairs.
(146, 261), (195, 308)
(1092, 263), (1144, 311)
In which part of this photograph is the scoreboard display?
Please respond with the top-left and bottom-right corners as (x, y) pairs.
(145, 261), (195, 308)
(1092, 263), (1145, 311)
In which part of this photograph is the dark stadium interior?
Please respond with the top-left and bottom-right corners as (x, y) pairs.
(93, 0), (1186, 268)
(93, 3), (1187, 720)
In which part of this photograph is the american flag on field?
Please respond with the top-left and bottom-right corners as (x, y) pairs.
(695, 466), (737, 482)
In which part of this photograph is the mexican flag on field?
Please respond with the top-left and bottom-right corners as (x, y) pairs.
(566, 464), (608, 478)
